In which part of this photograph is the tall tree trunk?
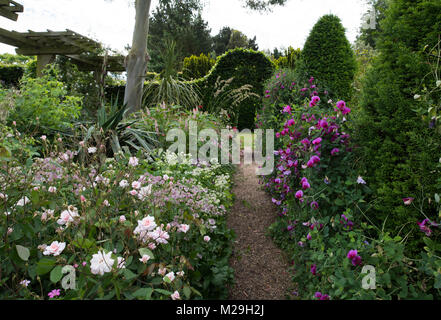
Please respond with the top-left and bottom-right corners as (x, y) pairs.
(124, 0), (152, 115)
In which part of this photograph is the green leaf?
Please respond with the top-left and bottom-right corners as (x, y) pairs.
(154, 289), (172, 296)
(16, 245), (30, 261)
(133, 287), (153, 300)
(50, 265), (63, 283)
(122, 269), (137, 281)
(183, 286), (191, 299)
(36, 257), (56, 275)
(138, 248), (154, 259)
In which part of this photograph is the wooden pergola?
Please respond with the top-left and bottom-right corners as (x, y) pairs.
(0, 1), (125, 77)
(0, 28), (125, 76)
(0, 0), (23, 21)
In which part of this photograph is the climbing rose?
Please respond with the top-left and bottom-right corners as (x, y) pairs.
(90, 250), (114, 276)
(204, 235), (211, 242)
(43, 241), (66, 256)
(171, 291), (181, 300)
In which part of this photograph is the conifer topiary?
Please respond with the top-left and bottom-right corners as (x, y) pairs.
(299, 14), (356, 101)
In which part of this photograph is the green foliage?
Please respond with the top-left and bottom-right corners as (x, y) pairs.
(143, 41), (201, 109)
(353, 0), (441, 242)
(148, 0), (212, 72)
(191, 48), (275, 129)
(182, 53), (215, 80)
(0, 54), (36, 87)
(6, 70), (82, 137)
(298, 14), (356, 101)
(274, 47), (301, 70)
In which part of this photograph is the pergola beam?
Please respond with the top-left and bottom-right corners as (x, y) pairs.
(0, 0), (23, 21)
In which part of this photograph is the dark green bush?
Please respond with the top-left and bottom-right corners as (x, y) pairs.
(354, 0), (441, 245)
(0, 65), (25, 87)
(190, 48), (275, 129)
(297, 14), (356, 101)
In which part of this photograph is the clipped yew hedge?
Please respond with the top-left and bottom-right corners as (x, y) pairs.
(190, 48), (275, 130)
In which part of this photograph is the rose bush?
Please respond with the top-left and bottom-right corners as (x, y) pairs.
(0, 127), (235, 300)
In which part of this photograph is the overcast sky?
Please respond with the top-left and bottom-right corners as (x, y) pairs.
(0, 0), (370, 55)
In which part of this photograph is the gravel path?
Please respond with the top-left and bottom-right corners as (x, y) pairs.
(227, 148), (292, 300)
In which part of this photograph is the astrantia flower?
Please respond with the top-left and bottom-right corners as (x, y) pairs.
(43, 241), (66, 256)
(128, 156), (139, 167)
(90, 250), (114, 276)
(119, 180), (129, 188)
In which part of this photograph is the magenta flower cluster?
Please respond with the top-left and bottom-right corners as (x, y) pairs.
(347, 249), (362, 266)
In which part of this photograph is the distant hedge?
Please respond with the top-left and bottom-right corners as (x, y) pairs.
(190, 48), (275, 129)
(0, 65), (25, 87)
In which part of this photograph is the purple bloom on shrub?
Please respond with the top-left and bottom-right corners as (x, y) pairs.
(309, 77), (315, 84)
(295, 190), (304, 199)
(319, 119), (329, 129)
(298, 241), (304, 247)
(302, 181), (311, 190)
(301, 138), (310, 146)
(331, 148), (340, 156)
(307, 233), (312, 240)
(312, 138), (322, 145)
(283, 105), (292, 113)
(347, 249), (362, 266)
(336, 100), (346, 110)
(403, 197), (414, 205)
(310, 201), (319, 210)
(310, 264), (317, 275)
(417, 219), (432, 237)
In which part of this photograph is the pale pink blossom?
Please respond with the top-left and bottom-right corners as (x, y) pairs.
(203, 236), (211, 242)
(171, 291), (181, 300)
(43, 241), (66, 256)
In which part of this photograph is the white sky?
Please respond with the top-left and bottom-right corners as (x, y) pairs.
(0, 0), (369, 55)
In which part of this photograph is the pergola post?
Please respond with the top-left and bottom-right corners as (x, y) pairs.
(36, 54), (55, 77)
